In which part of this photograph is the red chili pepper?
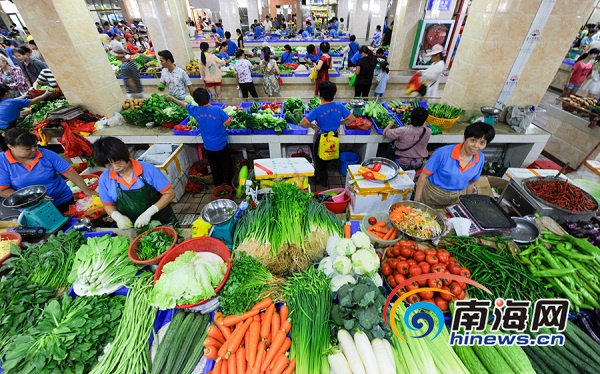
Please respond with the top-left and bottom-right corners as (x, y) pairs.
(370, 163), (382, 172)
(362, 171), (375, 180)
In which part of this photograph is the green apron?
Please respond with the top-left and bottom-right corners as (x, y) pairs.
(115, 174), (178, 226)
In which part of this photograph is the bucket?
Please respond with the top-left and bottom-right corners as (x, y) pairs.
(324, 193), (351, 214)
(339, 152), (360, 176)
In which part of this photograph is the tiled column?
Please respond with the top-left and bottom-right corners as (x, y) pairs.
(349, 0), (386, 42)
(387, 0), (427, 70)
(13, 0), (124, 116)
(442, 0), (595, 117)
(136, 0), (194, 65)
(248, 0), (260, 27)
(221, 0), (241, 34)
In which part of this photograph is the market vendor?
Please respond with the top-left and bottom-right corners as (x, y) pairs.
(383, 106), (432, 171)
(414, 122), (495, 209)
(0, 83), (53, 132)
(300, 81), (355, 187)
(92, 136), (177, 229)
(304, 44), (321, 66)
(0, 128), (97, 213)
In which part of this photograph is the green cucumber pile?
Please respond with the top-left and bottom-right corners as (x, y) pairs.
(363, 101), (394, 128)
(427, 102), (465, 119)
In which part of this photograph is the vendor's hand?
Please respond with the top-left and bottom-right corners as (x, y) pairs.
(134, 205), (159, 228)
(82, 187), (98, 198)
(111, 211), (133, 229)
(166, 95), (175, 102)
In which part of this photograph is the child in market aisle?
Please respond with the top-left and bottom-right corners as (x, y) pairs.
(233, 49), (258, 98)
(374, 61), (389, 98)
(372, 25), (382, 47)
(343, 35), (360, 67)
(299, 81), (356, 187)
(167, 88), (234, 187)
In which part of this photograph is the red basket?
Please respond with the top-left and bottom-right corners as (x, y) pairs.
(161, 121), (180, 129)
(212, 185), (233, 200)
(0, 232), (22, 267)
(154, 237), (232, 309)
(128, 226), (178, 265)
(324, 193), (351, 214)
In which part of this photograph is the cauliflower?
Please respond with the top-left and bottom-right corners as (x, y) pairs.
(351, 231), (371, 250)
(319, 256), (335, 277)
(370, 272), (383, 288)
(326, 236), (341, 257)
(335, 238), (356, 257)
(333, 256), (352, 275)
(331, 274), (356, 292)
(351, 249), (380, 276)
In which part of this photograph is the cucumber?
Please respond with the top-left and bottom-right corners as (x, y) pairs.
(564, 322), (600, 359)
(540, 328), (600, 372)
(151, 311), (185, 374)
(181, 328), (209, 374)
(453, 345), (489, 374)
(533, 345), (578, 374)
(163, 312), (196, 372)
(495, 344), (535, 374)
(521, 346), (553, 374)
(472, 344), (514, 374)
(172, 313), (209, 374)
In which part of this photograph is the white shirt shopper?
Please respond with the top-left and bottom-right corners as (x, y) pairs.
(263, 19), (273, 34)
(420, 44), (446, 98)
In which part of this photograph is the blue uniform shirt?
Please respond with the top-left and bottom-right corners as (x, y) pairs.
(254, 26), (264, 39)
(306, 25), (313, 35)
(350, 51), (362, 65)
(423, 143), (485, 191)
(0, 98), (30, 129)
(301, 31), (309, 38)
(329, 30), (339, 38)
(305, 102), (351, 132)
(280, 51), (294, 64)
(225, 40), (237, 56)
(307, 49), (322, 64)
(217, 51), (230, 61)
(186, 104), (231, 151)
(99, 159), (171, 206)
(0, 148), (73, 206)
(348, 41), (359, 57)
(332, 22), (339, 31)
(216, 27), (225, 38)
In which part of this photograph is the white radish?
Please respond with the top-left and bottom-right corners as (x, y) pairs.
(328, 350), (353, 374)
(353, 330), (380, 374)
(337, 329), (366, 374)
(381, 339), (396, 372)
(371, 339), (396, 374)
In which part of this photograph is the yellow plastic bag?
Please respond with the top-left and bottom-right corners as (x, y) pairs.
(191, 217), (212, 238)
(318, 131), (340, 160)
(309, 67), (318, 80)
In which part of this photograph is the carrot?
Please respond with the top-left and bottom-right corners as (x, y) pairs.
(271, 313), (280, 342)
(224, 318), (253, 358)
(251, 297), (273, 311)
(279, 305), (288, 326)
(208, 324), (225, 343)
(221, 358), (228, 374)
(204, 345), (219, 360)
(261, 304), (275, 341)
(370, 226), (389, 234)
(281, 319), (291, 334)
(281, 358), (296, 374)
(344, 223), (351, 238)
(271, 337), (291, 365)
(212, 359), (222, 374)
(214, 311), (223, 321)
(271, 354), (290, 374)
(383, 227), (396, 241)
(244, 327), (250, 352)
(261, 330), (287, 372)
(237, 347), (246, 374)
(228, 351), (237, 374)
(217, 322), (232, 340)
(222, 309), (261, 327)
(247, 320), (261, 369)
(251, 341), (267, 374)
(373, 220), (387, 227)
(204, 337), (223, 348)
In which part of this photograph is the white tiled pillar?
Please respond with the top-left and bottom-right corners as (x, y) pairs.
(387, 0), (428, 70)
(349, 0), (386, 43)
(247, 0), (260, 29)
(221, 0), (241, 34)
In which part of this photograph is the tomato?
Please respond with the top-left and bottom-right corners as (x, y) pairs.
(457, 280), (466, 289)
(457, 291), (466, 300)
(384, 247), (394, 258)
(397, 240), (413, 250)
(397, 256), (407, 261)
(434, 297), (449, 311)
(448, 264), (462, 275)
(396, 290), (406, 297)
(448, 257), (459, 265)
(413, 250), (426, 263)
(448, 283), (462, 296)
(387, 275), (395, 283)
(419, 290), (434, 300)
(396, 261), (409, 275)
(399, 248), (413, 258)
(441, 277), (451, 286)
(425, 255), (439, 265)
(394, 274), (407, 285)
(440, 286), (453, 301)
(418, 262), (431, 274)
(459, 268), (471, 278)
(424, 248), (437, 256)
(388, 258), (399, 268)
(437, 252), (450, 263)
(416, 279), (428, 286)
(377, 252), (382, 260)
(407, 294), (421, 304)
(406, 282), (419, 291)
(409, 265), (423, 277)
(407, 259), (417, 266)
(391, 247), (401, 257)
(431, 264), (444, 273)
(437, 249), (449, 256)
(381, 263), (392, 276)
(389, 279), (397, 288)
(368, 217), (377, 225)
(422, 298), (435, 305)
(428, 278), (443, 288)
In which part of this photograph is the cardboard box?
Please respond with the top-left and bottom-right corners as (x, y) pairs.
(476, 176), (508, 198)
(137, 144), (199, 185)
(585, 160), (600, 178)
(345, 165), (415, 216)
(502, 168), (568, 182)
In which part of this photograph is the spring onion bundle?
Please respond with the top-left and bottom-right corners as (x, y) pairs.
(427, 102), (466, 119)
(283, 266), (332, 374)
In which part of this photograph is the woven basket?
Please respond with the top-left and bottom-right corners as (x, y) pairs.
(426, 114), (460, 130)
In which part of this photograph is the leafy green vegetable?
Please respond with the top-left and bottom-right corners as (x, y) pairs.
(229, 109), (256, 129)
(137, 230), (173, 260)
(427, 102), (465, 119)
(18, 99), (69, 131)
(1, 230), (85, 289)
(121, 93), (188, 127)
(308, 96), (321, 110)
(248, 102), (261, 114)
(219, 252), (284, 316)
(68, 236), (140, 296)
(284, 97), (307, 116)
(250, 113), (289, 134)
(1, 294), (125, 374)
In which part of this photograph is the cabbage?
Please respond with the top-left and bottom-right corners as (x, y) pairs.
(331, 274), (356, 292)
(319, 256), (335, 276)
(326, 236), (341, 257)
(351, 249), (380, 276)
(335, 238), (356, 257)
(333, 256), (352, 275)
(370, 272), (383, 288)
(351, 231), (371, 250)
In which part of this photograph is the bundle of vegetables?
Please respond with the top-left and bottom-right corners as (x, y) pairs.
(132, 54), (155, 68)
(522, 321), (600, 374)
(250, 113), (289, 133)
(223, 105), (240, 116)
(391, 303), (470, 374)
(517, 232), (600, 311)
(203, 298), (295, 374)
(18, 99), (69, 131)
(223, 71), (236, 78)
(427, 102), (465, 119)
(442, 236), (548, 302)
(149, 250), (228, 309)
(136, 230), (174, 260)
(572, 310), (600, 344)
(381, 240), (471, 311)
(319, 232), (382, 292)
(68, 235), (140, 296)
(0, 276), (58, 356)
(525, 179), (597, 212)
(283, 97), (306, 114)
(121, 93), (188, 127)
(308, 96), (321, 110)
(257, 103), (283, 115)
(389, 203), (443, 239)
(346, 116), (373, 130)
(283, 267), (331, 374)
(218, 252), (285, 316)
(330, 330), (395, 374)
(1, 293), (125, 374)
(1, 230), (85, 289)
(363, 101), (393, 128)
(386, 99), (419, 114)
(248, 102), (262, 113)
(89, 273), (157, 374)
(277, 64), (294, 72)
(285, 110), (303, 125)
(229, 109), (257, 130)
(151, 311), (211, 374)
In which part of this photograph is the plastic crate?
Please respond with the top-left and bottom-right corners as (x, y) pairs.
(344, 123), (372, 135)
(239, 102), (255, 112)
(329, 70), (341, 77)
(295, 72), (310, 77)
(279, 72), (293, 77)
(226, 128), (252, 135)
(283, 123), (308, 135)
(211, 102), (226, 109)
(253, 129), (277, 134)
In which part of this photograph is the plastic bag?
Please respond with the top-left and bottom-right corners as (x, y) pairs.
(191, 217), (212, 238)
(317, 131), (339, 160)
(348, 73), (356, 87)
(58, 122), (93, 158)
(309, 67), (318, 80)
(106, 112), (125, 127)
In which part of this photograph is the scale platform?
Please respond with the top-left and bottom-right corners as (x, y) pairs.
(447, 204), (512, 236)
(447, 195), (515, 236)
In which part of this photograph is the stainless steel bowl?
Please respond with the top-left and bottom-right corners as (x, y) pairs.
(481, 106), (501, 115)
(361, 157), (399, 182)
(510, 217), (540, 244)
(3, 185), (47, 209)
(388, 201), (446, 241)
(201, 199), (238, 225)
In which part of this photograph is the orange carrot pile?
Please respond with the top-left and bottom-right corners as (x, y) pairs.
(366, 220), (399, 241)
(204, 298), (296, 374)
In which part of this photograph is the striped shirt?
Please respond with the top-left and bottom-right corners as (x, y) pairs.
(36, 68), (58, 88)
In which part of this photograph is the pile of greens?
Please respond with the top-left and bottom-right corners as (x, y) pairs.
(0, 276), (59, 356)
(229, 110), (257, 130)
(68, 236), (140, 296)
(277, 64), (294, 72)
(137, 230), (173, 261)
(250, 113), (289, 134)
(248, 102), (261, 114)
(308, 96), (321, 110)
(427, 102), (465, 119)
(219, 252), (284, 316)
(363, 101), (393, 128)
(121, 93), (188, 127)
(1, 294), (125, 374)
(330, 277), (390, 340)
(284, 97), (307, 114)
(1, 230), (85, 289)
(18, 99), (69, 131)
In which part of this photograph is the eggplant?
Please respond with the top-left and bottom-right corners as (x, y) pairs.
(566, 221), (579, 230)
(578, 314), (600, 344)
(585, 229), (600, 236)
(591, 309), (600, 335)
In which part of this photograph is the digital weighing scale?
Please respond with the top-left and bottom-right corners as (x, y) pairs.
(2, 185), (68, 235)
(201, 199), (237, 248)
(446, 195), (515, 236)
(348, 98), (366, 116)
